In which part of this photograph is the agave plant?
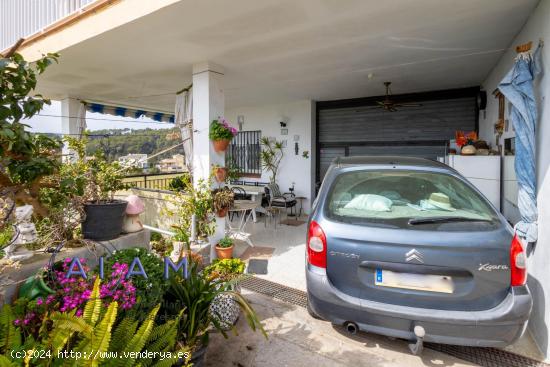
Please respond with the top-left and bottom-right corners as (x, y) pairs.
(162, 261), (266, 353)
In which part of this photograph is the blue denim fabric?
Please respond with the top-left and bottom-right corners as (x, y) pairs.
(498, 45), (542, 242)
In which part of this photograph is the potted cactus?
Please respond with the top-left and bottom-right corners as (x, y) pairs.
(209, 118), (237, 153)
(212, 188), (234, 218)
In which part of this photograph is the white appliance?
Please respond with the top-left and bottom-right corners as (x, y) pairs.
(441, 155), (501, 211)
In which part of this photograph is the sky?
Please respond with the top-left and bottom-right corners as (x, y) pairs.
(24, 101), (175, 133)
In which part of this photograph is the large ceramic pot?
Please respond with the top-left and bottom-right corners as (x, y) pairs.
(215, 244), (234, 259)
(212, 139), (230, 153)
(209, 293), (240, 330)
(82, 200), (128, 241)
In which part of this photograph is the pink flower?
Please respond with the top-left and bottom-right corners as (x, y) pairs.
(36, 298), (43, 306)
(13, 319), (20, 326)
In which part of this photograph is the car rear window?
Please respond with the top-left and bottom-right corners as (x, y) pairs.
(326, 170), (499, 228)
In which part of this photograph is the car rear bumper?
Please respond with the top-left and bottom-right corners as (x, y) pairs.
(306, 265), (532, 347)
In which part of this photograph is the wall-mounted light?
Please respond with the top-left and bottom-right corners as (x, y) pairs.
(237, 115), (244, 131)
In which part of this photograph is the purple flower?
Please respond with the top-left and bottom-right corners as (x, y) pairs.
(13, 319), (21, 326)
(36, 298), (43, 306)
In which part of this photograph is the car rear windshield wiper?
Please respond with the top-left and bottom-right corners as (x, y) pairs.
(408, 216), (492, 225)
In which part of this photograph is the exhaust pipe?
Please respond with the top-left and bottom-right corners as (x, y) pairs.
(344, 322), (358, 335)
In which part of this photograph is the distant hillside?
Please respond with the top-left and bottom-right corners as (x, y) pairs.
(85, 128), (184, 164)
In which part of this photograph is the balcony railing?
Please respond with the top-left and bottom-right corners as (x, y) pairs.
(123, 172), (185, 191)
(1, 0), (98, 51)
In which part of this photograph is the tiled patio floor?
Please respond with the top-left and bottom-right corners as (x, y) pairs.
(231, 214), (308, 291)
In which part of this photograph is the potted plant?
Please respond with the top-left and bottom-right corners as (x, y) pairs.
(204, 258), (247, 330)
(212, 188), (234, 218)
(162, 260), (265, 367)
(215, 236), (234, 259)
(170, 178), (215, 243)
(209, 118), (237, 153)
(81, 151), (129, 240)
(212, 164), (228, 183)
(260, 137), (284, 184)
(455, 130), (478, 155)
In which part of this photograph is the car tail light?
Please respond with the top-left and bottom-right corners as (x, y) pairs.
(510, 234), (527, 286)
(307, 221), (327, 268)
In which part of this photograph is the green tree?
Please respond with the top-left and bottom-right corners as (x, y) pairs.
(0, 45), (60, 223)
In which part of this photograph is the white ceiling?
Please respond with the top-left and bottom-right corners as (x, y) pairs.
(36, 0), (539, 111)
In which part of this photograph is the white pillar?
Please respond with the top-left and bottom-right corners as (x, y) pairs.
(192, 62), (225, 261)
(61, 97), (81, 162)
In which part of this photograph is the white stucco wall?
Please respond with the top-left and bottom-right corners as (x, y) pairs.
(225, 100), (314, 213)
(479, 0), (550, 358)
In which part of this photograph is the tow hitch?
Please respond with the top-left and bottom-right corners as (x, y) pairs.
(408, 325), (425, 355)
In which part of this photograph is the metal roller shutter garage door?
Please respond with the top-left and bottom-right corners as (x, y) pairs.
(316, 88), (478, 181)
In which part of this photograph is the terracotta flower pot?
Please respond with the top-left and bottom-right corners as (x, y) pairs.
(214, 167), (228, 183)
(215, 244), (234, 259)
(216, 207), (229, 218)
(212, 139), (231, 153)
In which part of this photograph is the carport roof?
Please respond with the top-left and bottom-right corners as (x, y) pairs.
(21, 0), (539, 110)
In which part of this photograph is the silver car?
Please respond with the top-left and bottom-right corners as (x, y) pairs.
(306, 156), (531, 354)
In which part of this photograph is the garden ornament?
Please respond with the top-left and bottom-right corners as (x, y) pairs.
(5, 205), (36, 261)
(122, 195), (145, 233)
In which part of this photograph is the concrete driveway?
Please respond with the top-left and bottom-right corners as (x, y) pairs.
(205, 291), (476, 367)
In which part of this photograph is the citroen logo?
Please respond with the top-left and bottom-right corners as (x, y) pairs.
(406, 249), (424, 263)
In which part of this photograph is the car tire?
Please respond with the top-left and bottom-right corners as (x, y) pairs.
(307, 299), (323, 320)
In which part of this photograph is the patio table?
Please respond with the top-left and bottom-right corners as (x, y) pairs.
(226, 201), (258, 247)
(226, 184), (265, 222)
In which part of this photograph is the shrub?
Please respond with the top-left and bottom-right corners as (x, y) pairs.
(208, 118), (237, 141)
(217, 236), (233, 248)
(100, 248), (166, 318)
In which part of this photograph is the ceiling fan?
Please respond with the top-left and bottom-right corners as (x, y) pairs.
(372, 82), (422, 112)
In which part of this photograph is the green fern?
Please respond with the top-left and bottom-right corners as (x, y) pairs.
(83, 277), (103, 325)
(109, 317), (138, 353)
(0, 305), (21, 354)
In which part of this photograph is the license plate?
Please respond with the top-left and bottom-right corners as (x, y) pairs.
(375, 269), (454, 293)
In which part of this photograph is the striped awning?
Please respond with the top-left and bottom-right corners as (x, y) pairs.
(85, 102), (175, 123)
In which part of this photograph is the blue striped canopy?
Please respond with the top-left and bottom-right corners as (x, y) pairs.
(86, 102), (175, 123)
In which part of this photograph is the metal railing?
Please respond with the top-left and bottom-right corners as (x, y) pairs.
(123, 172), (185, 191)
(1, 0), (97, 50)
(226, 130), (262, 176)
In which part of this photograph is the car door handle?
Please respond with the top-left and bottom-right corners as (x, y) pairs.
(359, 261), (471, 277)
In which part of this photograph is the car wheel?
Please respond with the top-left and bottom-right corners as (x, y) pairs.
(307, 299), (322, 320)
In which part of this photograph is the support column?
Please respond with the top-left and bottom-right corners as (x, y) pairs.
(60, 97), (81, 162)
(192, 62), (225, 261)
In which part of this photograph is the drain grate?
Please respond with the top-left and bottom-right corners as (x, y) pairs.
(239, 276), (307, 308)
(240, 276), (548, 367)
(425, 343), (548, 367)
